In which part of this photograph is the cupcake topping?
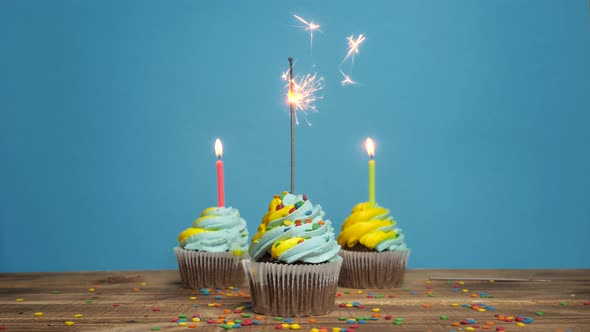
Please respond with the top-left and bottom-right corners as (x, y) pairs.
(178, 206), (248, 254)
(337, 202), (408, 252)
(249, 192), (340, 263)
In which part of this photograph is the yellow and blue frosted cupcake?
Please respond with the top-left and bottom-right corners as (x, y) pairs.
(174, 206), (248, 289)
(337, 202), (409, 288)
(243, 192), (342, 316)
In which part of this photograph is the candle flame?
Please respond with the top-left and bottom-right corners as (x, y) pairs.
(215, 138), (223, 159)
(365, 137), (375, 158)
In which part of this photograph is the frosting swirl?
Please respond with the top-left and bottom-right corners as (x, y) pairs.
(249, 192), (341, 264)
(337, 202), (408, 252)
(178, 206), (249, 255)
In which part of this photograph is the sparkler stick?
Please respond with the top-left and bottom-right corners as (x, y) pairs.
(282, 59), (323, 193)
(289, 57), (295, 194)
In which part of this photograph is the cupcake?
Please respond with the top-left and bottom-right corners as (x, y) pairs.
(337, 202), (409, 289)
(174, 206), (249, 289)
(243, 192), (342, 316)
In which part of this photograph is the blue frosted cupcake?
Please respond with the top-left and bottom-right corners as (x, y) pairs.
(174, 206), (249, 289)
(243, 192), (342, 316)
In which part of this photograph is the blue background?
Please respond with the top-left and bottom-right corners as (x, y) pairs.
(1, 0), (589, 272)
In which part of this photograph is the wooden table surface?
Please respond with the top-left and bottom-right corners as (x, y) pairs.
(1, 269), (589, 331)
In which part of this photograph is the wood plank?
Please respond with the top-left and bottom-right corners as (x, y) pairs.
(1, 269), (589, 331)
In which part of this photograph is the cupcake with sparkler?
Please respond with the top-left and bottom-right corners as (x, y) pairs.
(174, 206), (249, 289)
(243, 192), (342, 316)
(337, 202), (409, 288)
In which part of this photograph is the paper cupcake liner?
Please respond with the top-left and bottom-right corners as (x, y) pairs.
(338, 249), (409, 289)
(242, 257), (343, 317)
(174, 247), (247, 289)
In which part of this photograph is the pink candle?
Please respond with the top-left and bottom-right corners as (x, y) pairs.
(215, 139), (225, 207)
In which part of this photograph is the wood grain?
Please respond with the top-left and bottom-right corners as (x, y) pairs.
(1, 269), (589, 331)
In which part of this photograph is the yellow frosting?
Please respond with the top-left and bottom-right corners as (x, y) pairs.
(201, 207), (218, 215)
(271, 237), (305, 259)
(337, 202), (397, 250)
(178, 227), (209, 244)
(192, 213), (217, 226)
(251, 192), (295, 243)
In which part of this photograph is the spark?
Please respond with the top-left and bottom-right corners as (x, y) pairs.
(340, 34), (366, 67)
(283, 69), (324, 125)
(293, 14), (321, 53)
(340, 70), (358, 86)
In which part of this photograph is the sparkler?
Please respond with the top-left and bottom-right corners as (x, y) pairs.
(284, 58), (324, 193)
(340, 34), (366, 67)
(293, 14), (320, 53)
(288, 57), (295, 194)
(283, 66), (324, 125)
(340, 69), (358, 86)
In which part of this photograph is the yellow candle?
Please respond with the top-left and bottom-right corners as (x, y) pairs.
(366, 138), (376, 207)
(368, 159), (375, 206)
